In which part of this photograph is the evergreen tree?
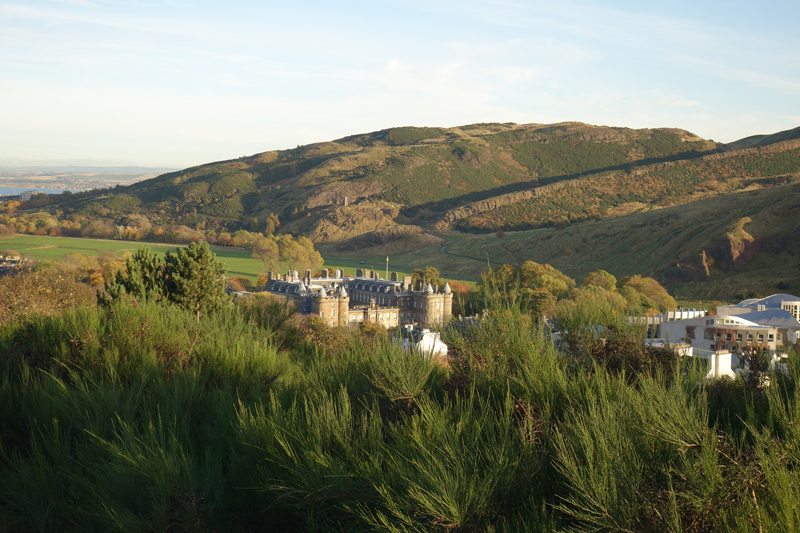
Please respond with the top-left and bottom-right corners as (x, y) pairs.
(99, 245), (164, 306)
(411, 267), (443, 290)
(164, 240), (230, 319)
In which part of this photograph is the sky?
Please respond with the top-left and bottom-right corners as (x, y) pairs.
(1, 0), (799, 169)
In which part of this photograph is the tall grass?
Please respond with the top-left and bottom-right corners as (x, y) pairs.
(4, 290), (800, 531)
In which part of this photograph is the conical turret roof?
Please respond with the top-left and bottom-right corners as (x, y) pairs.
(443, 282), (451, 293)
(425, 282), (434, 294)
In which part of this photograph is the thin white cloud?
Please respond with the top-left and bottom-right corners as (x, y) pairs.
(44, 0), (98, 6)
(1, 0), (797, 165)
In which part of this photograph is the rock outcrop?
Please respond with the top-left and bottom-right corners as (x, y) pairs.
(709, 236), (759, 272)
(302, 180), (391, 210)
(336, 225), (426, 251)
(663, 250), (712, 282)
(304, 201), (401, 243)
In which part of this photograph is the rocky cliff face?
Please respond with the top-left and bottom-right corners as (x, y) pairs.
(302, 180), (390, 210)
(663, 250), (712, 282)
(303, 201), (401, 243)
(709, 236), (759, 272)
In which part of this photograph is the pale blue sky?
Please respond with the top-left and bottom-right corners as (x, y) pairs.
(1, 0), (798, 168)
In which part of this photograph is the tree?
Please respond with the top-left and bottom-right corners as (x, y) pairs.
(480, 264), (517, 294)
(276, 235), (323, 272)
(622, 275), (676, 312)
(525, 287), (557, 317)
(164, 241), (230, 320)
(518, 261), (575, 300)
(252, 235), (280, 273)
(411, 267), (443, 290)
(81, 220), (117, 239)
(100, 246), (165, 305)
(296, 236), (324, 272)
(228, 276), (253, 291)
(581, 270), (617, 291)
(124, 214), (152, 233)
(101, 242), (231, 320)
(555, 285), (632, 361)
(264, 213), (280, 235)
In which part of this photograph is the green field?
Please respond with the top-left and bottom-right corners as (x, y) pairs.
(0, 235), (443, 286)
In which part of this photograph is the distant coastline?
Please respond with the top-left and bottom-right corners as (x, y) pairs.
(0, 186), (83, 197)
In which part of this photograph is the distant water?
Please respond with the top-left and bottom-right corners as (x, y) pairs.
(0, 187), (82, 196)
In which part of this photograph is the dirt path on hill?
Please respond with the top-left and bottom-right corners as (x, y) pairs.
(499, 244), (521, 266)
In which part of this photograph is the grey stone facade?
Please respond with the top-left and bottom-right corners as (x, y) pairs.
(263, 267), (453, 329)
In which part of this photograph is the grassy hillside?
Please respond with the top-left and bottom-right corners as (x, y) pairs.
(351, 181), (800, 300)
(723, 125), (800, 151)
(43, 122), (800, 250)
(447, 139), (800, 231)
(51, 122), (722, 235)
(9, 121), (800, 296)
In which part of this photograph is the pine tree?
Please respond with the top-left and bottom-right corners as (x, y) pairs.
(99, 245), (164, 306)
(164, 240), (230, 320)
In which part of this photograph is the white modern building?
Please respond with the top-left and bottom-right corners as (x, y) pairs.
(659, 294), (800, 356)
(717, 293), (800, 322)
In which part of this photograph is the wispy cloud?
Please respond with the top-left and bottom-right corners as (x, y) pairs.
(44, 0), (98, 7)
(1, 0), (797, 164)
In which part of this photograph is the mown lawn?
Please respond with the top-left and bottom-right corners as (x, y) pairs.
(0, 235), (472, 286)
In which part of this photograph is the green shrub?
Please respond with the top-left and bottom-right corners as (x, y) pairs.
(5, 280), (800, 531)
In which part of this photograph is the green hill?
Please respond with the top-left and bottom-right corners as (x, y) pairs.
(723, 125), (800, 151)
(337, 180), (800, 301)
(14, 121), (800, 296)
(57, 122), (725, 238)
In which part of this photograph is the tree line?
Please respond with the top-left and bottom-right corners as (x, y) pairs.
(481, 262), (677, 317)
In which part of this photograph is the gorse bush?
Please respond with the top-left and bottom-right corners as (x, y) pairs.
(0, 270), (96, 327)
(4, 285), (800, 532)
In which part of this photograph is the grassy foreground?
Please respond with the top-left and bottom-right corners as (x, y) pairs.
(2, 294), (800, 532)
